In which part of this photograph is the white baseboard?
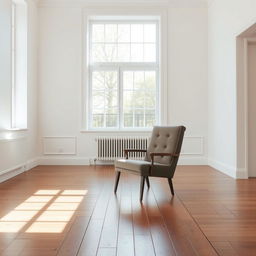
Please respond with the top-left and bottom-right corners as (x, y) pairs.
(0, 166), (25, 183)
(208, 158), (237, 178)
(39, 157), (90, 165)
(0, 157), (40, 183)
(236, 168), (248, 179)
(39, 156), (207, 166)
(0, 156), (249, 182)
(25, 157), (40, 171)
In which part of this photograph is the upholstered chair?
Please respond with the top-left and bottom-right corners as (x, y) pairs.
(114, 126), (186, 201)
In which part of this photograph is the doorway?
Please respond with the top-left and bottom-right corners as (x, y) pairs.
(248, 41), (256, 177)
(236, 22), (256, 179)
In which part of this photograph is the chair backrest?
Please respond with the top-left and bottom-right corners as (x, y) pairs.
(145, 126), (186, 165)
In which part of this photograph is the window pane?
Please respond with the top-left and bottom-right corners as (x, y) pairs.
(134, 71), (144, 89)
(106, 109), (118, 127)
(105, 24), (117, 42)
(124, 109), (133, 128)
(131, 44), (143, 62)
(91, 22), (157, 63)
(92, 44), (105, 62)
(134, 91), (145, 108)
(134, 109), (144, 127)
(144, 24), (156, 43)
(123, 91), (133, 108)
(106, 108), (118, 114)
(144, 43), (156, 62)
(92, 24), (104, 42)
(145, 91), (156, 108)
(105, 71), (117, 90)
(145, 109), (155, 127)
(105, 44), (117, 62)
(91, 70), (119, 129)
(93, 114), (104, 128)
(118, 44), (130, 62)
(145, 71), (156, 90)
(106, 112), (118, 128)
(93, 108), (104, 114)
(118, 24), (130, 42)
(92, 71), (104, 90)
(131, 24), (143, 42)
(105, 90), (118, 108)
(123, 71), (133, 90)
(92, 91), (104, 109)
(122, 70), (157, 129)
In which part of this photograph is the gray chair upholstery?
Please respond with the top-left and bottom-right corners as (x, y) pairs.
(114, 126), (186, 201)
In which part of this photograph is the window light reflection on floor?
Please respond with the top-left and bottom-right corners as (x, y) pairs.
(0, 189), (88, 233)
(35, 190), (60, 195)
(61, 190), (88, 195)
(26, 222), (67, 233)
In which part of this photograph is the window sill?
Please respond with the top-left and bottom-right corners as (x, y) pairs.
(0, 129), (28, 142)
(0, 136), (26, 142)
(4, 128), (28, 132)
(80, 129), (152, 134)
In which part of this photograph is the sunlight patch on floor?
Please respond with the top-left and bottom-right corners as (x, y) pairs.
(0, 222), (26, 233)
(1, 211), (38, 222)
(35, 190), (60, 195)
(0, 189), (88, 233)
(25, 222), (67, 233)
(37, 211), (74, 222)
(62, 190), (88, 195)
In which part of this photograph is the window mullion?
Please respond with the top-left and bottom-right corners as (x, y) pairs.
(119, 67), (123, 130)
(103, 72), (106, 128)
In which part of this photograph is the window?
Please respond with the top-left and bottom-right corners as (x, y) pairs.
(11, 0), (27, 129)
(87, 19), (160, 130)
(11, 3), (16, 127)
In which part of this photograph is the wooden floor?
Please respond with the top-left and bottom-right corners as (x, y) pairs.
(0, 166), (255, 256)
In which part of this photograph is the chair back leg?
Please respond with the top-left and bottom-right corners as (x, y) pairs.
(168, 178), (174, 196)
(114, 171), (121, 193)
(146, 177), (150, 188)
(140, 176), (146, 201)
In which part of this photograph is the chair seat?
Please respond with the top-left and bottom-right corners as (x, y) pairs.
(115, 159), (172, 177)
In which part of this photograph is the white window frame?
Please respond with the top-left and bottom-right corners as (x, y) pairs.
(82, 8), (168, 132)
(11, 0), (28, 130)
(11, 2), (17, 127)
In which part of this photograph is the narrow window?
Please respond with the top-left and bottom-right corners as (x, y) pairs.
(11, 0), (27, 129)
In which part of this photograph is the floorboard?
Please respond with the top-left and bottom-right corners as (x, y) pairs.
(0, 165), (254, 255)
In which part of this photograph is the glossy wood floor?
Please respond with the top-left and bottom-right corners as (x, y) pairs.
(0, 165), (255, 256)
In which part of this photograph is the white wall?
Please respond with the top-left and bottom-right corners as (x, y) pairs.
(208, 0), (256, 178)
(2, 0), (256, 180)
(4, 0), (256, 181)
(38, 2), (208, 165)
(0, 0), (39, 180)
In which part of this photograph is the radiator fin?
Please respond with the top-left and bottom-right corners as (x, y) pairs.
(96, 136), (150, 161)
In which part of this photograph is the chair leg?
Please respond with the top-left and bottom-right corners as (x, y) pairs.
(114, 171), (121, 193)
(146, 177), (150, 188)
(140, 176), (146, 201)
(168, 178), (174, 196)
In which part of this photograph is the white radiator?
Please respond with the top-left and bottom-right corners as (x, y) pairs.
(96, 136), (150, 161)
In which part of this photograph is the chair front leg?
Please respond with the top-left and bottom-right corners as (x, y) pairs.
(168, 178), (174, 196)
(140, 176), (146, 201)
(114, 171), (121, 193)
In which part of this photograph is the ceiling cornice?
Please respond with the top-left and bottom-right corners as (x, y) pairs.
(38, 0), (208, 8)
